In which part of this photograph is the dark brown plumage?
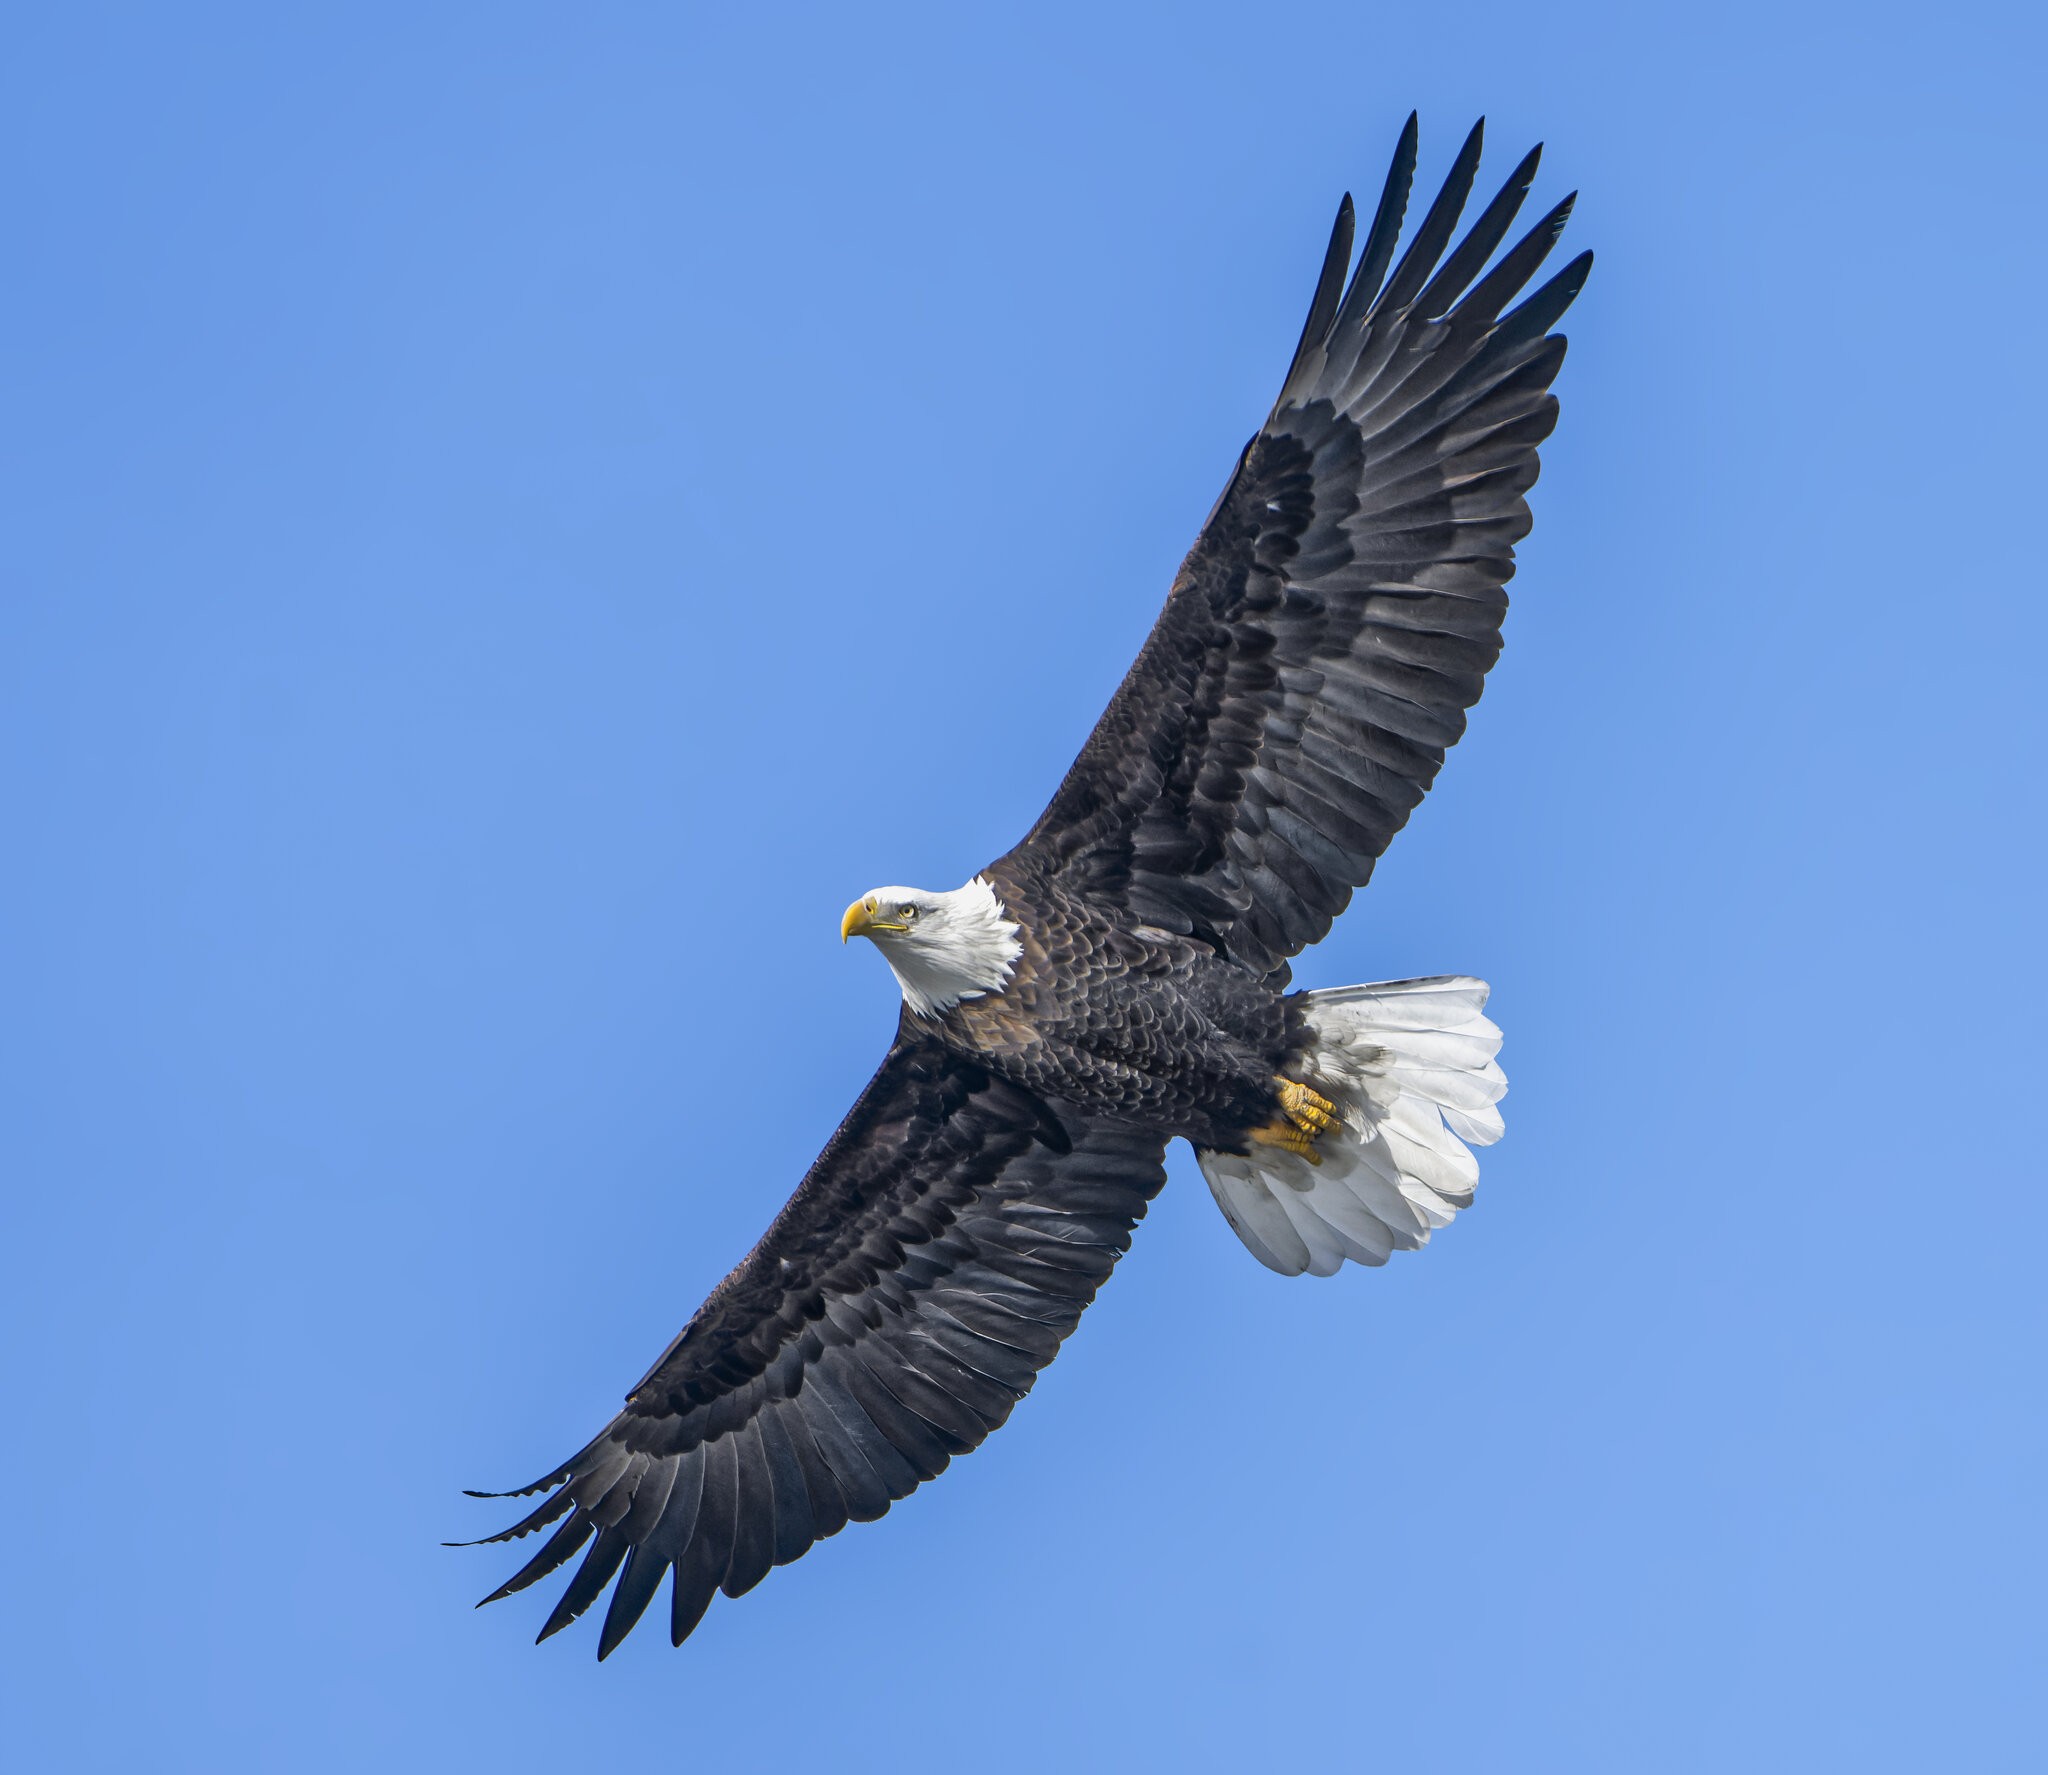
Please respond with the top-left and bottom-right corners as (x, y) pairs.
(463, 114), (1587, 1655)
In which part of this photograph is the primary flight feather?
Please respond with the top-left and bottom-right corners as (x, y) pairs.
(463, 114), (1590, 1656)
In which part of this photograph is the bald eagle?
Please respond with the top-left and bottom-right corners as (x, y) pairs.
(465, 115), (1589, 1655)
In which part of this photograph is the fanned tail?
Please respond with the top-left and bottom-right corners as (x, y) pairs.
(1198, 976), (1505, 1276)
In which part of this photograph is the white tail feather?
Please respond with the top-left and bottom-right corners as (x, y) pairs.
(1198, 976), (1506, 1277)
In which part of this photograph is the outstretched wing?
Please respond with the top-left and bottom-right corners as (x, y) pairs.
(1007, 117), (1590, 977)
(464, 1035), (1167, 1656)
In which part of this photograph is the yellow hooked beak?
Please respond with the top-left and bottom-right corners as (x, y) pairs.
(840, 895), (908, 942)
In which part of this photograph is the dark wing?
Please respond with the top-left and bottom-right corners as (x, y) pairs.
(1006, 117), (1590, 977)
(462, 1035), (1166, 1656)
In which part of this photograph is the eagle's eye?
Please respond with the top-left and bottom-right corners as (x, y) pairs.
(899, 904), (918, 920)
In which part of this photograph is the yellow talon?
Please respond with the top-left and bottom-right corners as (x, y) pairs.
(1275, 1077), (1337, 1137)
(1249, 1122), (1323, 1165)
(1248, 1078), (1338, 1165)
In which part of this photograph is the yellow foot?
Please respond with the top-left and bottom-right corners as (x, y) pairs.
(1247, 1077), (1338, 1165)
(1276, 1077), (1337, 1137)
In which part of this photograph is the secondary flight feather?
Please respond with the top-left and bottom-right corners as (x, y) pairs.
(462, 114), (1590, 1656)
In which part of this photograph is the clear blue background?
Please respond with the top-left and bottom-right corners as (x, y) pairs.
(5, 4), (2042, 1769)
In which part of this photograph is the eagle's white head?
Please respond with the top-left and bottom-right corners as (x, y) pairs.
(840, 876), (1023, 1018)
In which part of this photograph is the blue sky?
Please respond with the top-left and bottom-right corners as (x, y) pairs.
(4, 4), (2043, 1770)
